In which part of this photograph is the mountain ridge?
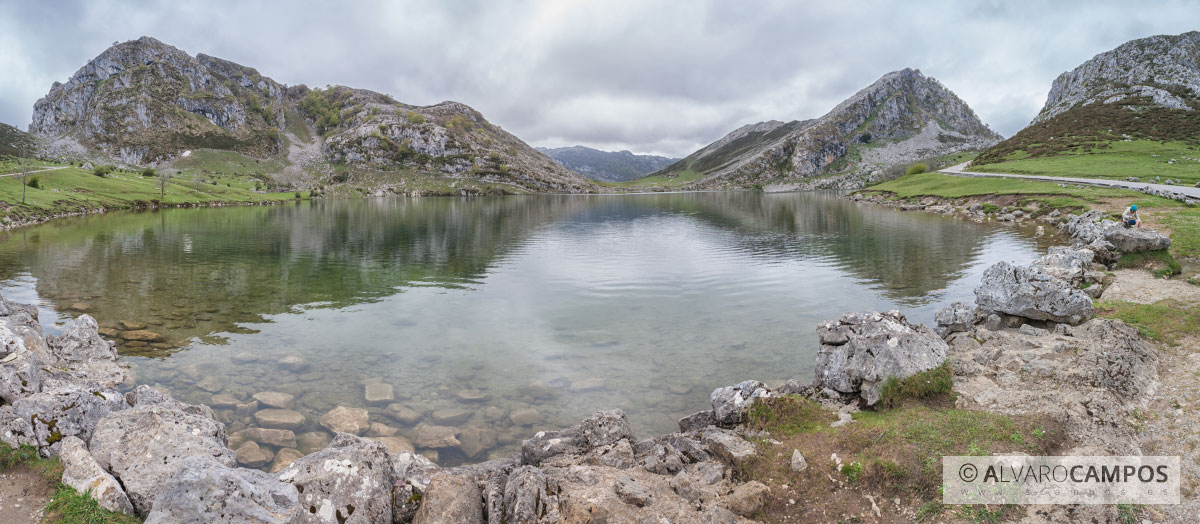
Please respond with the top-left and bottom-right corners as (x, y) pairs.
(28, 36), (593, 194)
(655, 68), (1001, 190)
(537, 145), (678, 182)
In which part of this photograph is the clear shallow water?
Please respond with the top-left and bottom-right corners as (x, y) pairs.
(0, 192), (1051, 465)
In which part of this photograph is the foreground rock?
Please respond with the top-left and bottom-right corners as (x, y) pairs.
(145, 456), (299, 523)
(59, 436), (134, 515)
(411, 472), (484, 524)
(89, 404), (234, 515)
(813, 310), (948, 405)
(45, 315), (130, 387)
(974, 261), (1094, 324)
(276, 434), (394, 524)
(12, 385), (128, 455)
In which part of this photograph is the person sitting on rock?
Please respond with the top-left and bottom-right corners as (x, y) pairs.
(1122, 204), (1141, 228)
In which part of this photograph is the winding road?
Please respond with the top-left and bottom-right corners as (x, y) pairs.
(940, 162), (1200, 200)
(0, 165), (70, 178)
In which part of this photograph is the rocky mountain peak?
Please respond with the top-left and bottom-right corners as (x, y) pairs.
(1034, 31), (1200, 124)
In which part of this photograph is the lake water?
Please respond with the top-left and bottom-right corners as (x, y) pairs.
(0, 192), (1051, 466)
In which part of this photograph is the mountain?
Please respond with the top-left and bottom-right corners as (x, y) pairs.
(29, 37), (592, 193)
(657, 68), (1002, 189)
(0, 123), (37, 158)
(975, 31), (1200, 166)
(537, 146), (679, 182)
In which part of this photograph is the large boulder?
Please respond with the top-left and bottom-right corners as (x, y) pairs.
(1032, 246), (1095, 285)
(44, 315), (130, 388)
(276, 433), (394, 524)
(0, 339), (42, 404)
(709, 381), (771, 426)
(933, 301), (978, 338)
(974, 262), (1094, 324)
(1104, 227), (1171, 253)
(521, 410), (636, 466)
(503, 466), (559, 524)
(145, 456), (299, 524)
(59, 436), (134, 515)
(411, 471), (484, 524)
(814, 311), (948, 405)
(12, 385), (128, 455)
(125, 384), (217, 420)
(1062, 210), (1119, 245)
(89, 404), (234, 515)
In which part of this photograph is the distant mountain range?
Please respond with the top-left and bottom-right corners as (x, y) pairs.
(537, 146), (678, 182)
(27, 36), (592, 193)
(656, 68), (1002, 190)
(976, 31), (1200, 166)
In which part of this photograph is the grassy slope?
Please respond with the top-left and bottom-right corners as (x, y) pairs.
(0, 159), (298, 224)
(863, 172), (1200, 260)
(741, 368), (1065, 523)
(970, 140), (1200, 184)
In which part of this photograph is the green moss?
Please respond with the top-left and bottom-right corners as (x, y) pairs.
(877, 362), (954, 410)
(1096, 299), (1200, 346)
(1114, 249), (1182, 277)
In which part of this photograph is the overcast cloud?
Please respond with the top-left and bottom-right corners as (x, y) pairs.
(1, 0), (1197, 157)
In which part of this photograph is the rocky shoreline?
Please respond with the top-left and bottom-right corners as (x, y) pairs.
(0, 205), (1178, 522)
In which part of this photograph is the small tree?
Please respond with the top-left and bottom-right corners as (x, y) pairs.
(159, 169), (172, 199)
(19, 158), (29, 203)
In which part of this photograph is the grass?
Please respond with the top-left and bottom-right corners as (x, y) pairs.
(876, 362), (955, 410)
(740, 392), (1065, 522)
(971, 140), (1200, 184)
(1165, 207), (1200, 259)
(1096, 299), (1200, 346)
(0, 444), (140, 524)
(0, 163), (297, 224)
(1113, 249), (1182, 277)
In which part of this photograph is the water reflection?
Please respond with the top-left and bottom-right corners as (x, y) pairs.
(0, 192), (1048, 466)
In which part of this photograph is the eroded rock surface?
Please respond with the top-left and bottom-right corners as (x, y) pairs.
(975, 261), (1094, 324)
(145, 456), (299, 524)
(814, 310), (948, 405)
(276, 433), (394, 524)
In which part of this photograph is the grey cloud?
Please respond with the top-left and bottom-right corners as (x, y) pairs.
(1, 0), (1197, 157)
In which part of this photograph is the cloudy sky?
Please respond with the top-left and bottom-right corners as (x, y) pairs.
(1, 0), (1197, 157)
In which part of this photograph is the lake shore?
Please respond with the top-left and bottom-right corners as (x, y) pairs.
(2, 194), (1194, 522)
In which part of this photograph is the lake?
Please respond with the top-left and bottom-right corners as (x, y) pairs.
(0, 191), (1051, 465)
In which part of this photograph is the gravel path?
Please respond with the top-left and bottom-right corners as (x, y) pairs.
(940, 162), (1200, 199)
(0, 166), (69, 178)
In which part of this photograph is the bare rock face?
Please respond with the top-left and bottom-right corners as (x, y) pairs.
(1032, 246), (1096, 286)
(145, 456), (299, 524)
(710, 381), (771, 426)
(503, 466), (558, 524)
(814, 311), (949, 405)
(1104, 227), (1172, 253)
(1032, 31), (1200, 123)
(974, 261), (1094, 325)
(276, 433), (394, 524)
(89, 403), (234, 515)
(12, 385), (128, 455)
(520, 410), (635, 466)
(59, 436), (135, 515)
(411, 472), (484, 524)
(390, 452), (442, 523)
(44, 315), (129, 388)
(949, 317), (1158, 455)
(934, 301), (979, 338)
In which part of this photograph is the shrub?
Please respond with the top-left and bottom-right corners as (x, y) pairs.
(294, 191), (302, 199)
(93, 165), (114, 177)
(25, 175), (40, 188)
(141, 167), (156, 177)
(406, 112), (426, 125)
(876, 362), (954, 410)
(905, 163), (930, 176)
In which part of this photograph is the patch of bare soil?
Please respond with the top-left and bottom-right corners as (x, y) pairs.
(0, 467), (51, 524)
(1101, 269), (1200, 304)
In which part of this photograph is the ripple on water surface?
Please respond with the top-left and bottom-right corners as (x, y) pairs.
(0, 192), (1051, 467)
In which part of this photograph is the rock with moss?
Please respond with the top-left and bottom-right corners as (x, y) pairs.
(43, 315), (129, 388)
(814, 310), (949, 405)
(11, 384), (128, 456)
